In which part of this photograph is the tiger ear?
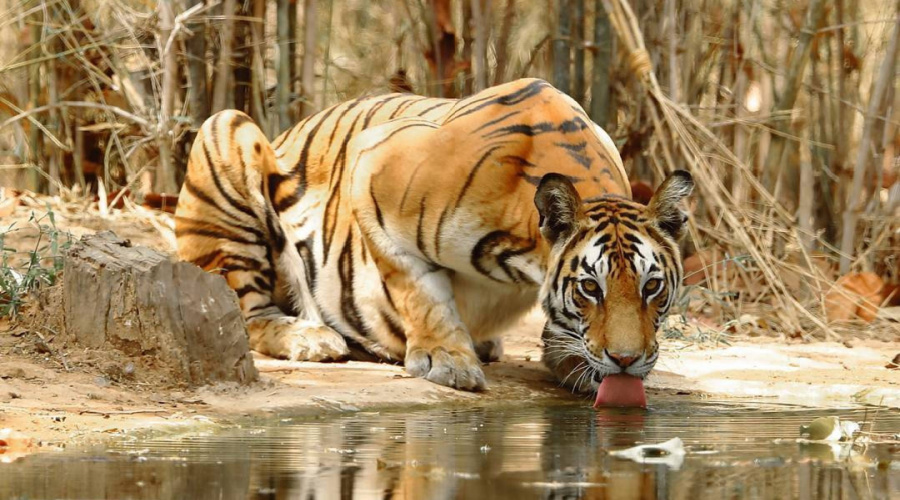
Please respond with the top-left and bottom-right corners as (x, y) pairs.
(535, 174), (583, 244)
(647, 170), (694, 240)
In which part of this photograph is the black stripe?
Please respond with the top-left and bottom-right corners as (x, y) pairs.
(223, 254), (267, 269)
(416, 100), (452, 117)
(175, 225), (259, 246)
(358, 122), (440, 158)
(287, 101), (343, 202)
(453, 146), (503, 209)
(323, 111), (365, 263)
(234, 283), (263, 297)
(209, 112), (223, 156)
(182, 176), (246, 222)
(483, 116), (589, 140)
(362, 94), (406, 128)
(201, 143), (257, 218)
(326, 99), (363, 151)
(381, 281), (397, 312)
(380, 310), (407, 343)
(337, 237), (370, 337)
(390, 96), (428, 118)
(445, 79), (550, 124)
(473, 110), (523, 133)
(192, 250), (223, 269)
(294, 238), (317, 290)
(399, 162), (425, 212)
(433, 204), (452, 259)
(371, 183), (385, 228)
(228, 113), (253, 137)
(471, 230), (535, 283)
(263, 207), (286, 251)
(415, 196), (430, 260)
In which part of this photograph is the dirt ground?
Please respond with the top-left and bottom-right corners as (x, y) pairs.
(1, 195), (898, 460)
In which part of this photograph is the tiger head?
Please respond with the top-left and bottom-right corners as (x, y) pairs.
(535, 171), (694, 392)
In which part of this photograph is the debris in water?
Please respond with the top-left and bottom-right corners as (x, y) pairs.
(609, 437), (685, 470)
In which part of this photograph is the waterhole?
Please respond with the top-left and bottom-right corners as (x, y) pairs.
(1, 396), (898, 499)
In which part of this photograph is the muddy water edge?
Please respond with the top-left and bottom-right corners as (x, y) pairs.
(1, 395), (899, 499)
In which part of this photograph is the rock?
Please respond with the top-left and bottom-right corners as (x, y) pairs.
(59, 231), (257, 386)
(609, 437), (686, 470)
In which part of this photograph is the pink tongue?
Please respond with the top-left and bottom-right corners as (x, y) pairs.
(593, 374), (647, 408)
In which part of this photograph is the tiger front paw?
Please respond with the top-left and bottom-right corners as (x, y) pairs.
(405, 345), (485, 391)
(286, 325), (350, 362)
(251, 317), (350, 362)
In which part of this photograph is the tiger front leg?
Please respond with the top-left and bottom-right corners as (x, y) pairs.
(385, 266), (485, 391)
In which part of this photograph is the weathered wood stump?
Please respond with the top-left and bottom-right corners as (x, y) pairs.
(61, 231), (257, 386)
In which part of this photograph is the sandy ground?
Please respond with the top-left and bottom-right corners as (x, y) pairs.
(1, 308), (898, 455)
(1, 195), (898, 460)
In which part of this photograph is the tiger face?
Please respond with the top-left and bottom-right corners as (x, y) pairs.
(535, 171), (694, 392)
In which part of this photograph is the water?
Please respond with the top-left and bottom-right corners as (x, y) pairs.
(1, 397), (899, 499)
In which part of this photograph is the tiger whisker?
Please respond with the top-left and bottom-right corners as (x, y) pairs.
(559, 361), (588, 389)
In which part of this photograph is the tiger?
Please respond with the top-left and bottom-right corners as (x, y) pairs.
(174, 78), (693, 393)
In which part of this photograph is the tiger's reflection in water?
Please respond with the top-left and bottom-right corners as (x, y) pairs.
(2, 404), (897, 500)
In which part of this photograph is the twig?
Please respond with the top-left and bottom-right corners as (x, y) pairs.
(79, 409), (169, 416)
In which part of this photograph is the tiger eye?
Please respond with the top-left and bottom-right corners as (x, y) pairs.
(644, 279), (661, 294)
(582, 280), (598, 293)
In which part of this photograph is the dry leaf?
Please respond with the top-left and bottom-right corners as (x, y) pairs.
(824, 272), (884, 323)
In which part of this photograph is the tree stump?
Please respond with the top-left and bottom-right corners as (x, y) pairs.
(61, 231), (257, 386)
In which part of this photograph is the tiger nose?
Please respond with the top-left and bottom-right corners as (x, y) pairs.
(605, 350), (638, 368)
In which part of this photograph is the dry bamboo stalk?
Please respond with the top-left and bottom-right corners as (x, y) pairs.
(155, 0), (179, 194)
(211, 0), (237, 113)
(319, 0), (334, 105)
(460, 0), (473, 95)
(471, 0), (489, 92)
(276, 0), (291, 131)
(762, 0), (826, 207)
(300, 0), (317, 118)
(839, 12), (900, 273)
(798, 129), (814, 250)
(493, 0), (516, 86)
(249, 0), (268, 134)
(572, 0), (585, 103)
(553, 0), (571, 93)
(664, 0), (678, 102)
(27, 17), (42, 192)
(184, 0), (209, 131)
(45, 19), (60, 197)
(589, 0), (612, 127)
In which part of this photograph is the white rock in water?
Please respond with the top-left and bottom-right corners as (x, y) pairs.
(609, 437), (686, 470)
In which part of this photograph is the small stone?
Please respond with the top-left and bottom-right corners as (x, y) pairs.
(886, 354), (900, 370)
(33, 340), (52, 354)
